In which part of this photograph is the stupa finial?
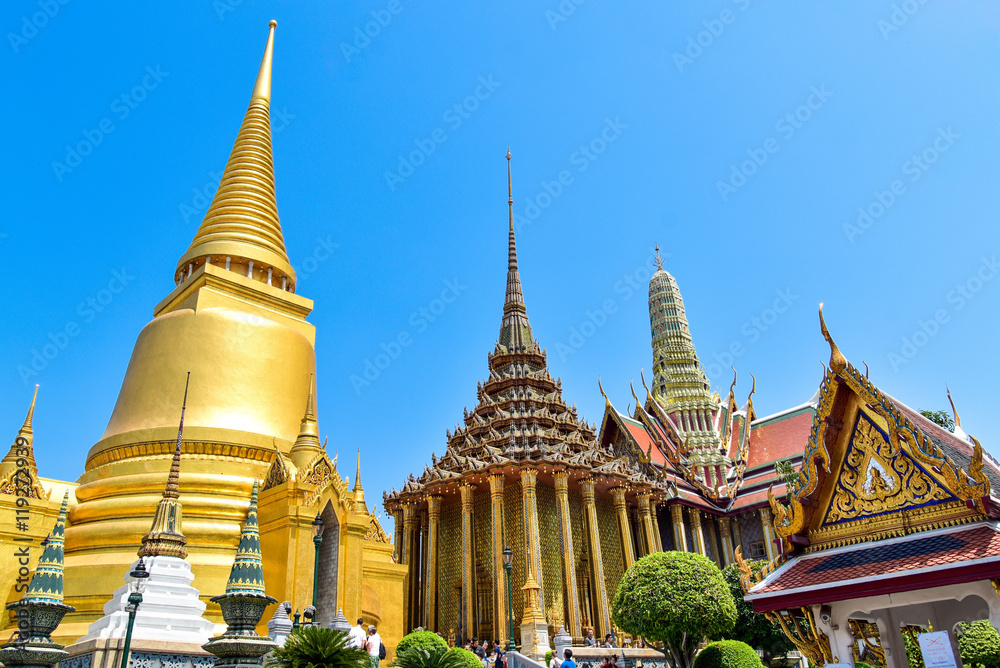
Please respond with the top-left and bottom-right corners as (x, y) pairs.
(655, 245), (664, 271)
(24, 491), (70, 604)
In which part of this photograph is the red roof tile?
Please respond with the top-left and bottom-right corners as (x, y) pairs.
(747, 409), (813, 469)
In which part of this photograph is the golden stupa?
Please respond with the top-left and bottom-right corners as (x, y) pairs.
(0, 21), (405, 645)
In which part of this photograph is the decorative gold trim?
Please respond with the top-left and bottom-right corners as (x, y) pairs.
(766, 607), (833, 665)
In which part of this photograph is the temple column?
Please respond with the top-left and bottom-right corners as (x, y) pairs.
(520, 469), (549, 657)
(392, 507), (403, 563)
(636, 492), (658, 556)
(419, 508), (428, 628)
(580, 477), (610, 636)
(670, 504), (688, 552)
(553, 471), (581, 637)
(717, 516), (736, 566)
(402, 502), (418, 631)
(649, 499), (663, 552)
(629, 507), (644, 557)
(426, 495), (442, 632)
(688, 507), (706, 556)
(609, 487), (635, 569)
(760, 508), (778, 560)
(489, 473), (507, 646)
(460, 484), (475, 641)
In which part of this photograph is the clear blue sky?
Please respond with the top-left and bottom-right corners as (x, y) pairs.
(4, 1), (999, 516)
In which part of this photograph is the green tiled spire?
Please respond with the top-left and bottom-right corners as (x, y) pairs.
(25, 492), (69, 604)
(225, 481), (265, 595)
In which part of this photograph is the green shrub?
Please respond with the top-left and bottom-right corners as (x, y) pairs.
(854, 662), (876, 668)
(719, 561), (794, 660)
(272, 626), (368, 668)
(545, 650), (554, 664)
(393, 646), (468, 668)
(693, 640), (764, 668)
(396, 631), (449, 657)
(959, 621), (1000, 668)
(445, 648), (483, 668)
(612, 551), (737, 668)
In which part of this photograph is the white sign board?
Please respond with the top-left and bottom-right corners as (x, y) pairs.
(918, 631), (959, 668)
(823, 663), (851, 668)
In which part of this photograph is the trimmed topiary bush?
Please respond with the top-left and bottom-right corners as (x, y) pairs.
(612, 551), (737, 668)
(692, 640), (764, 668)
(959, 620), (1000, 668)
(445, 647), (483, 668)
(396, 630), (449, 657)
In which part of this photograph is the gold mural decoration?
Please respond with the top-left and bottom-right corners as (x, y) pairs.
(848, 619), (886, 666)
(766, 607), (834, 666)
(365, 511), (391, 543)
(262, 449), (290, 491)
(302, 451), (352, 511)
(734, 546), (755, 594)
(823, 412), (955, 525)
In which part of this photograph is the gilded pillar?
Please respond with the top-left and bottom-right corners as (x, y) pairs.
(460, 484), (475, 640)
(392, 507), (403, 564)
(760, 507), (778, 560)
(426, 495), (442, 631)
(489, 473), (507, 645)
(669, 504), (687, 552)
(688, 507), (706, 556)
(520, 470), (545, 611)
(718, 516), (735, 566)
(419, 508), (428, 628)
(704, 515), (720, 565)
(650, 499), (663, 553)
(579, 477), (610, 635)
(609, 487), (635, 569)
(554, 471), (581, 637)
(636, 492), (658, 556)
(402, 502), (418, 631)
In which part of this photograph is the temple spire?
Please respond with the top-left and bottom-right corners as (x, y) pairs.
(499, 149), (533, 349)
(1, 385), (39, 481)
(139, 373), (190, 558)
(290, 375), (321, 470)
(353, 449), (367, 514)
(174, 20), (296, 293)
(25, 491), (70, 604)
(223, 481), (266, 595)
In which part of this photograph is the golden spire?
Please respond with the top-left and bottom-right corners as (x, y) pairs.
(1, 385), (39, 481)
(655, 245), (664, 271)
(353, 449), (363, 492)
(290, 375), (321, 470)
(353, 449), (367, 514)
(499, 148), (532, 349)
(139, 373), (190, 559)
(174, 20), (296, 292)
(818, 303), (847, 373)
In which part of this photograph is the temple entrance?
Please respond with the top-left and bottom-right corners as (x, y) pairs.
(315, 500), (341, 625)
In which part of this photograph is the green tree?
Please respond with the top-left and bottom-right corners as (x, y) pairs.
(958, 620), (1000, 668)
(272, 626), (369, 668)
(692, 640), (764, 668)
(719, 561), (794, 660)
(919, 410), (954, 432)
(396, 630), (449, 656)
(612, 551), (737, 668)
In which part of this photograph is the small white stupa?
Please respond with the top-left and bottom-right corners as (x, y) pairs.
(80, 374), (218, 644)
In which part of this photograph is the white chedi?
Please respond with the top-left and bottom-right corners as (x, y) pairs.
(80, 555), (221, 644)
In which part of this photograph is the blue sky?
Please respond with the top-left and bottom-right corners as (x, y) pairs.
(3, 1), (1000, 515)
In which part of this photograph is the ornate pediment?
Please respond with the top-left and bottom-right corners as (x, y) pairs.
(821, 410), (956, 526)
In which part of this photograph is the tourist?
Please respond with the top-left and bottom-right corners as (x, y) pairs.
(549, 648), (562, 668)
(365, 624), (383, 668)
(493, 645), (505, 668)
(562, 649), (576, 668)
(348, 618), (367, 649)
(603, 633), (618, 648)
(584, 629), (597, 646)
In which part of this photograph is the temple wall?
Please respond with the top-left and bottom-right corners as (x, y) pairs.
(437, 501), (462, 635)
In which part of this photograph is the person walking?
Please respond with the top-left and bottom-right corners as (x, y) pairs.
(365, 624), (383, 668)
(348, 618), (367, 649)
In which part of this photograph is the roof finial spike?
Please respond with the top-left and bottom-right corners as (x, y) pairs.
(498, 148), (532, 348)
(305, 373), (316, 420)
(252, 20), (277, 103)
(353, 449), (363, 492)
(23, 384), (38, 432)
(654, 245), (664, 271)
(818, 302), (847, 373)
(947, 385), (962, 428)
(165, 372), (191, 500)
